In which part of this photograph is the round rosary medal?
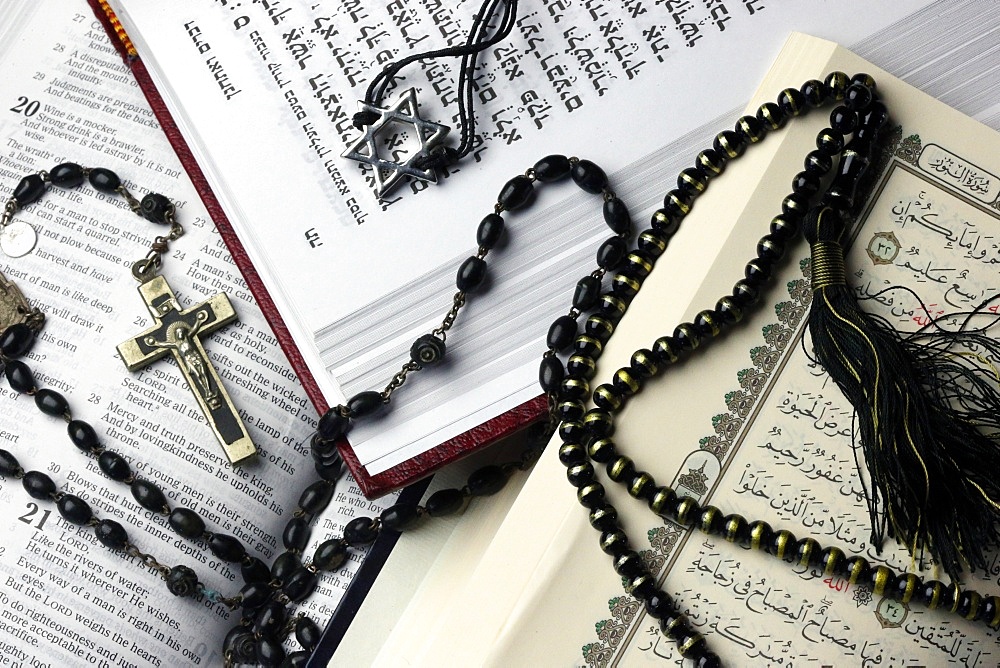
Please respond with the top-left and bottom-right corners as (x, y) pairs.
(0, 221), (37, 258)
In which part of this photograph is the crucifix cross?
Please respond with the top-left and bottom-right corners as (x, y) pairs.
(117, 275), (256, 464)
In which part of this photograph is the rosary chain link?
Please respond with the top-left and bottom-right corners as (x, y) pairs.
(125, 543), (171, 578)
(381, 361), (421, 401)
(118, 184), (142, 213)
(1, 199), (16, 228)
(432, 292), (467, 337)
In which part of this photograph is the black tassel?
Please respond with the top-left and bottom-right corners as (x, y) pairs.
(804, 96), (1000, 581)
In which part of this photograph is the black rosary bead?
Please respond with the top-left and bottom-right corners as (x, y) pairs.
(648, 486), (677, 519)
(629, 349), (658, 379)
(253, 600), (288, 637)
(313, 539), (348, 571)
(672, 323), (702, 352)
(627, 472), (656, 501)
(256, 636), (286, 666)
(476, 213), (505, 249)
(819, 546), (846, 576)
(532, 154), (572, 182)
(731, 280), (761, 308)
(844, 555), (871, 585)
(869, 565), (895, 597)
(695, 148), (726, 177)
(743, 257), (773, 287)
(283, 517), (312, 552)
(424, 488), (465, 517)
(794, 537), (820, 568)
(606, 455), (634, 483)
(577, 482), (606, 509)
(566, 354), (596, 380)
(829, 106), (858, 133)
(612, 550), (644, 579)
(272, 551), (302, 581)
(588, 505), (618, 532)
(208, 533), (247, 562)
(0, 323), (34, 358)
(22, 471), (56, 500)
(283, 650), (309, 668)
(558, 443), (587, 466)
(168, 507), (205, 539)
(800, 79), (828, 107)
(659, 611), (689, 639)
(651, 335), (680, 364)
(67, 420), (99, 452)
(165, 565), (199, 598)
(556, 398), (585, 421)
(573, 335), (603, 360)
(638, 230), (668, 257)
(697, 506), (724, 535)
(824, 71), (850, 100)
(572, 275), (602, 311)
(756, 234), (785, 263)
(748, 520), (773, 551)
(13, 174), (45, 206)
(240, 581), (273, 611)
(622, 252), (653, 280)
(296, 616), (322, 651)
(559, 376), (589, 401)
(299, 481), (335, 515)
(283, 567), (319, 602)
(803, 149), (833, 175)
(955, 590), (982, 620)
(410, 333), (446, 366)
(676, 629), (707, 659)
(132, 479), (168, 513)
(979, 596), (1000, 628)
(88, 167), (121, 193)
(894, 573), (921, 604)
(645, 590), (674, 620)
(596, 236), (628, 270)
(628, 573), (656, 601)
(591, 385), (621, 413)
(571, 159), (608, 194)
(498, 175), (534, 210)
(223, 627), (258, 663)
(344, 517), (380, 547)
(94, 519), (129, 550)
(816, 129), (845, 156)
(547, 314), (577, 351)
(676, 167), (709, 197)
(315, 456), (344, 482)
(34, 388), (69, 417)
(713, 130), (746, 159)
(662, 189), (693, 220)
(0, 448), (21, 476)
(558, 419), (585, 444)
(603, 197), (630, 234)
(610, 273), (640, 299)
(98, 450), (132, 481)
(317, 409), (349, 443)
(844, 82), (873, 111)
(777, 87), (807, 117)
(597, 293), (627, 322)
(721, 514), (750, 546)
(791, 170), (821, 198)
(587, 437), (615, 464)
(780, 193), (809, 220)
(5, 359), (35, 392)
(566, 463), (596, 488)
(242, 556), (271, 584)
(467, 465), (507, 496)
(456, 256), (487, 292)
(693, 310), (721, 339)
(674, 496), (701, 527)
(694, 651), (722, 668)
(380, 503), (422, 531)
(49, 162), (85, 188)
(346, 390), (383, 418)
(611, 368), (639, 396)
(139, 193), (174, 224)
(714, 296), (744, 325)
(769, 213), (799, 240)
(735, 114), (767, 144)
(756, 101), (786, 130)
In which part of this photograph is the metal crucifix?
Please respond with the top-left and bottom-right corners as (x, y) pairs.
(117, 275), (256, 464)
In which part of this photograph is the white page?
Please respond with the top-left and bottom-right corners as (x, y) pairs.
(108, 0), (935, 475)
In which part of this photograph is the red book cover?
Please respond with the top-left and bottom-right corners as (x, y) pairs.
(87, 0), (544, 497)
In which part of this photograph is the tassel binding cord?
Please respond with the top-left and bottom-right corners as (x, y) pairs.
(806, 204), (1000, 583)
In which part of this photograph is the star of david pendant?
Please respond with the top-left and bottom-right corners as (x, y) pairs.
(342, 88), (450, 199)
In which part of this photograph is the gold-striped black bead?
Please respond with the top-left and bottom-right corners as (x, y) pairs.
(660, 613), (688, 638)
(566, 354), (596, 379)
(613, 368), (640, 395)
(714, 296), (744, 325)
(816, 129), (844, 155)
(781, 193), (808, 218)
(722, 514), (749, 545)
(624, 252), (653, 279)
(585, 315), (615, 341)
(627, 573), (655, 599)
(598, 294), (628, 321)
(795, 537), (820, 568)
(819, 546), (845, 576)
(587, 437), (616, 463)
(894, 573), (920, 604)
(599, 529), (629, 555)
(573, 334), (603, 358)
(677, 631), (705, 657)
(560, 377), (589, 400)
(956, 590), (982, 621)
(566, 463), (595, 487)
(748, 520), (773, 551)
(583, 409), (614, 438)
(673, 322), (702, 351)
(629, 349), (658, 378)
(919, 580), (946, 610)
(628, 472), (656, 500)
(664, 190), (693, 216)
(756, 101), (786, 130)
(638, 230), (668, 256)
(611, 273), (641, 298)
(606, 456), (635, 482)
(593, 384), (622, 412)
(713, 130), (746, 159)
(698, 505), (724, 535)
(778, 87), (806, 116)
(677, 167), (708, 194)
(736, 114), (766, 143)
(845, 555), (870, 585)
(674, 496), (700, 527)
(557, 400), (584, 422)
(577, 483), (605, 509)
(983, 596), (1000, 629)
(652, 336), (680, 363)
(769, 529), (797, 562)
(557, 443), (587, 466)
(648, 486), (677, 518)
(589, 505), (618, 531)
(696, 148), (726, 176)
(694, 309), (721, 338)
(824, 71), (850, 100)
(870, 565), (894, 597)
(852, 72), (876, 89)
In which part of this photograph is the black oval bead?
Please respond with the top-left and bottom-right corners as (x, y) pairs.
(169, 507), (206, 539)
(23, 471), (56, 500)
(498, 175), (534, 210)
(66, 420), (99, 452)
(538, 355), (564, 393)
(253, 600), (287, 637)
(5, 359), (34, 393)
(98, 450), (132, 481)
(347, 390), (383, 418)
(572, 275), (601, 311)
(468, 465), (507, 496)
(299, 480), (334, 515)
(257, 639), (286, 666)
(425, 488), (465, 517)
(57, 494), (93, 526)
(546, 314), (577, 351)
(240, 581), (273, 610)
(0, 323), (35, 358)
(571, 159), (608, 194)
(224, 627), (257, 663)
(272, 551), (302, 581)
(49, 162), (86, 188)
(344, 517), (380, 547)
(94, 519), (129, 550)
(476, 213), (505, 249)
(283, 516), (312, 552)
(596, 236), (628, 270)
(533, 154), (571, 182)
(315, 458), (344, 483)
(34, 388), (69, 417)
(313, 539), (348, 571)
(456, 256), (487, 292)
(242, 556), (271, 584)
(410, 333), (446, 366)
(296, 616), (322, 651)
(602, 197), (630, 234)
(208, 533), (246, 562)
(283, 567), (319, 602)
(380, 503), (422, 531)
(13, 174), (45, 206)
(132, 479), (168, 512)
(139, 193), (174, 224)
(88, 167), (121, 193)
(317, 408), (349, 442)
(283, 650), (309, 668)
(0, 448), (20, 476)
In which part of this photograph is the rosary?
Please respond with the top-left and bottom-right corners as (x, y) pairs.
(3, 72), (1000, 667)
